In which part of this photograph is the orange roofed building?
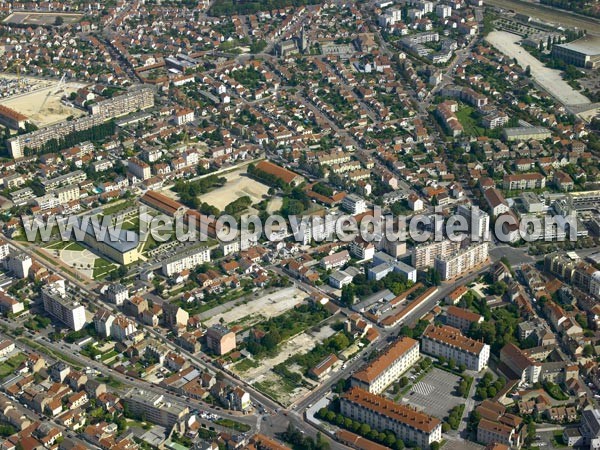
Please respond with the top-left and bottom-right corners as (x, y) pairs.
(341, 387), (442, 449)
(351, 337), (419, 394)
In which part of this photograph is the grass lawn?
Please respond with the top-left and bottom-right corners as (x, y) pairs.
(65, 242), (86, 251)
(0, 353), (27, 379)
(456, 106), (486, 137)
(214, 418), (251, 432)
(45, 241), (72, 250)
(93, 258), (117, 280)
(100, 349), (119, 362)
(552, 430), (567, 448)
(120, 216), (140, 232)
(102, 201), (130, 216)
(234, 358), (259, 373)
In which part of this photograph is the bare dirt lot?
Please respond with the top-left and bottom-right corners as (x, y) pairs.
(197, 168), (271, 211)
(486, 31), (590, 106)
(0, 76), (87, 126)
(235, 324), (337, 406)
(199, 286), (307, 327)
(3, 12), (83, 26)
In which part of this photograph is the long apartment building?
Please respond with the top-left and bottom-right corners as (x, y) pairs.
(434, 242), (489, 281)
(41, 170), (87, 191)
(90, 87), (155, 117)
(412, 239), (460, 269)
(8, 88), (154, 158)
(162, 245), (211, 276)
(41, 285), (87, 331)
(351, 337), (420, 393)
(503, 173), (546, 191)
(123, 389), (189, 427)
(341, 387), (442, 449)
(421, 324), (490, 371)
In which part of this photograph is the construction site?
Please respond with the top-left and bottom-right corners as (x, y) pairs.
(0, 75), (86, 127)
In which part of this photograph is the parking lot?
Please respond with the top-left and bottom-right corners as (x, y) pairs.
(401, 368), (464, 419)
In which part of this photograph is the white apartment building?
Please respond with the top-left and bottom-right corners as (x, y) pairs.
(351, 337), (420, 393)
(342, 194), (367, 215)
(110, 316), (138, 342)
(162, 245), (210, 276)
(484, 188), (510, 217)
(0, 239), (10, 262)
(435, 4), (452, 17)
(457, 204), (490, 241)
(54, 184), (81, 205)
(90, 88), (154, 117)
(42, 286), (87, 331)
(128, 158), (152, 181)
(42, 171), (87, 191)
(412, 239), (460, 269)
(175, 108), (195, 125)
(341, 387), (442, 449)
(123, 389), (189, 428)
(104, 283), (129, 306)
(422, 324), (490, 371)
(434, 242), (489, 280)
(7, 253), (32, 279)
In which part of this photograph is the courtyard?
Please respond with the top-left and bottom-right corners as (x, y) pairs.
(400, 367), (465, 419)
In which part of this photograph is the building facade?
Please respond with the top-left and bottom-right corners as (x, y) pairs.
(422, 324), (490, 371)
(351, 337), (420, 393)
(341, 387), (442, 449)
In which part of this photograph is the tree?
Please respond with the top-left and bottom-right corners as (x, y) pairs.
(359, 423), (371, 436)
(316, 432), (330, 450)
(54, 16), (64, 26)
(583, 344), (595, 357)
(525, 65), (531, 76)
(384, 434), (396, 447)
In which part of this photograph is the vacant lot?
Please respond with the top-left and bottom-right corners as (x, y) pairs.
(0, 77), (86, 126)
(200, 286), (306, 327)
(486, 31), (590, 106)
(197, 168), (270, 211)
(236, 325), (336, 406)
(3, 11), (83, 25)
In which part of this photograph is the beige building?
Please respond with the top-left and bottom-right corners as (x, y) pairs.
(434, 242), (489, 280)
(422, 324), (490, 371)
(128, 157), (151, 181)
(341, 387), (442, 449)
(351, 337), (420, 393)
(123, 389), (188, 427)
(161, 246), (210, 276)
(205, 325), (236, 355)
(412, 239), (460, 269)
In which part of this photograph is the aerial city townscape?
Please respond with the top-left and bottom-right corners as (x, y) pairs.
(0, 0), (598, 449)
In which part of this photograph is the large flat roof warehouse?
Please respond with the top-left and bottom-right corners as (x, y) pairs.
(556, 35), (600, 57)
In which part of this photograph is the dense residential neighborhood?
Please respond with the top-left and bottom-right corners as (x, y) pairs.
(0, 0), (596, 450)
